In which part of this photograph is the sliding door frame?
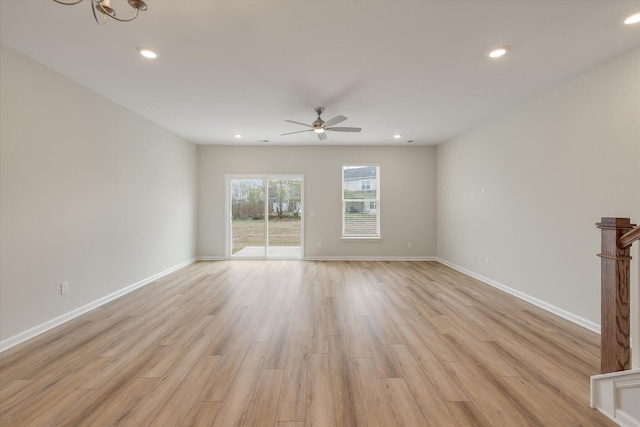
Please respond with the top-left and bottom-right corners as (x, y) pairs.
(225, 173), (305, 260)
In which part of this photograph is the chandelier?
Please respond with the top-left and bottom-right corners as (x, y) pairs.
(53, 0), (147, 25)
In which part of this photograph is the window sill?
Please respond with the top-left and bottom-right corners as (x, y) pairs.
(341, 237), (382, 242)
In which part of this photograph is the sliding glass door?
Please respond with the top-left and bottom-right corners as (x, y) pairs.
(230, 178), (266, 257)
(227, 175), (303, 259)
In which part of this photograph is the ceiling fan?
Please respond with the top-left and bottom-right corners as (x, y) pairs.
(282, 107), (362, 141)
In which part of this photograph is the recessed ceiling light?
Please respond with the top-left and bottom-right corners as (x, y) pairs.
(234, 134), (242, 138)
(138, 48), (157, 59)
(393, 134), (402, 139)
(624, 11), (640, 25)
(489, 46), (510, 58)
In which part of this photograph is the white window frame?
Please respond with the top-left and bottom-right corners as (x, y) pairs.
(342, 164), (381, 239)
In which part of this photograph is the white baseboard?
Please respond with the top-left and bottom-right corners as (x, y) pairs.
(196, 256), (437, 262)
(0, 258), (197, 353)
(591, 369), (640, 426)
(304, 256), (437, 261)
(436, 257), (600, 334)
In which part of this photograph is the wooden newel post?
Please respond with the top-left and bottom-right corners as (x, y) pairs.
(596, 217), (635, 373)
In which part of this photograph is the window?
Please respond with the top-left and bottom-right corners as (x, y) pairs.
(342, 165), (380, 238)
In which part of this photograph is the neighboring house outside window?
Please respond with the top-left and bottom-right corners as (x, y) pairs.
(342, 165), (380, 238)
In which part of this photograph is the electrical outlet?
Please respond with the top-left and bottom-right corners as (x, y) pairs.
(173, 248), (176, 256)
(472, 253), (477, 261)
(60, 282), (69, 294)
(317, 241), (322, 248)
(407, 241), (412, 248)
(485, 257), (490, 266)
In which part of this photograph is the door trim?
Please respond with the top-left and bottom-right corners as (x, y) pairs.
(225, 174), (305, 260)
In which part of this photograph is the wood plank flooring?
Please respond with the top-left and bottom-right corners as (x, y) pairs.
(0, 261), (614, 426)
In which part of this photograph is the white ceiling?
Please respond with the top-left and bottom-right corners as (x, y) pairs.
(1, 0), (639, 145)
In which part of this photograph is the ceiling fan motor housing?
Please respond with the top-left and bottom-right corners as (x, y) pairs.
(313, 107), (325, 130)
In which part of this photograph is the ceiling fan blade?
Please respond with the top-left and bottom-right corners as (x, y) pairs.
(327, 127), (361, 132)
(318, 132), (327, 141)
(284, 120), (312, 128)
(323, 115), (347, 127)
(281, 129), (312, 136)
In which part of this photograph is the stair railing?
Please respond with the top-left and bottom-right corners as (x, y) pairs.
(596, 217), (640, 373)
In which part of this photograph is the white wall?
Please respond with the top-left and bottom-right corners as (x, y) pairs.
(437, 47), (640, 331)
(198, 145), (436, 259)
(0, 44), (198, 344)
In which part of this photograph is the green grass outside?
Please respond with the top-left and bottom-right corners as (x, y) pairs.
(344, 213), (377, 235)
(232, 218), (301, 253)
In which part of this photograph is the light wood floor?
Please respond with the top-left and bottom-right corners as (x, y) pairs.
(0, 261), (613, 426)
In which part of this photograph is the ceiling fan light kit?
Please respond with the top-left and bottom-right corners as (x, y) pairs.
(52, 0), (147, 25)
(282, 107), (362, 141)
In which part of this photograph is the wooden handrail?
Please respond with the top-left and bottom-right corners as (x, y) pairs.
(596, 217), (636, 373)
(620, 226), (640, 249)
